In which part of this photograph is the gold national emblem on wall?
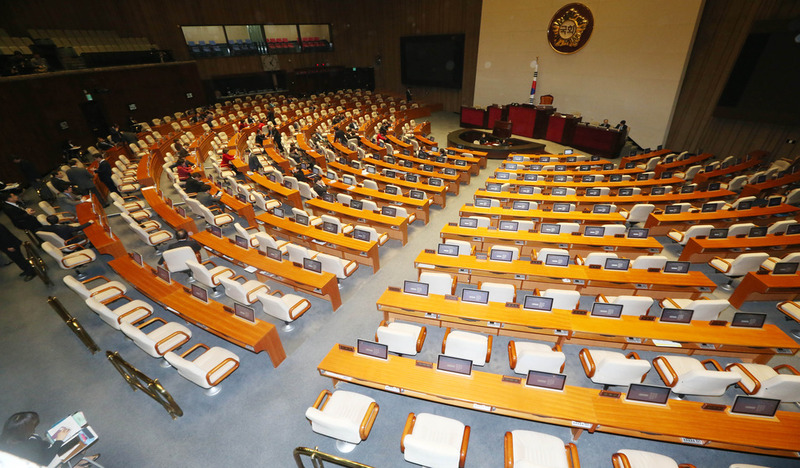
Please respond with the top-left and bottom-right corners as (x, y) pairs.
(547, 3), (594, 54)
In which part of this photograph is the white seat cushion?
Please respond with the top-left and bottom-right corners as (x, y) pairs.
(616, 449), (678, 468)
(511, 342), (564, 375)
(445, 330), (489, 366)
(404, 413), (465, 468)
(511, 430), (569, 468)
(377, 322), (423, 355)
(305, 390), (376, 444)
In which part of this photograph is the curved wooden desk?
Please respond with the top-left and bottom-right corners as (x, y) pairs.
(140, 187), (199, 234)
(472, 189), (735, 211)
(304, 198), (409, 245)
(457, 204), (627, 226)
(329, 160), (448, 208)
(323, 178), (431, 224)
(679, 231), (800, 262)
(76, 199), (127, 259)
(728, 271), (800, 309)
(644, 204), (800, 236)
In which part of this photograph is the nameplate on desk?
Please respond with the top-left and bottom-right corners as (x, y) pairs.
(554, 329), (569, 336)
(222, 255), (233, 261)
(515, 240), (524, 245)
(424, 249), (435, 254)
(515, 274), (526, 280)
(775, 348), (794, 355)
(338, 344), (355, 352)
(571, 421), (593, 429)
(571, 309), (587, 315)
(681, 437), (707, 446)
(415, 360), (433, 368)
(603, 246), (614, 251)
(701, 403), (726, 412)
(557, 244), (569, 249)
(388, 286), (401, 292)
(448, 222), (457, 226)
(487, 321), (503, 328)
(626, 337), (643, 344)
(458, 268), (470, 274)
(424, 312), (439, 319)
(599, 390), (621, 399)
(697, 286), (712, 292)
(384, 385), (403, 393)
(638, 315), (656, 321)
(444, 294), (458, 301)
(634, 283), (649, 289)
(573, 279), (585, 285)
(472, 237), (482, 242)
(505, 302), (520, 309)
(472, 403), (493, 412)
(165, 306), (179, 314)
(648, 248), (661, 253)
(698, 343), (716, 350)
(588, 264), (602, 270)
(709, 320), (727, 326)
(417, 263), (436, 269)
(502, 376), (522, 384)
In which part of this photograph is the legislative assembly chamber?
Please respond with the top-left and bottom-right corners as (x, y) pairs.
(1, 1), (799, 467)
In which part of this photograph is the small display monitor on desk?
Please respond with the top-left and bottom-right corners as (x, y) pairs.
(593, 204), (611, 214)
(353, 228), (371, 241)
(505, 163), (518, 170)
(610, 175), (623, 183)
(322, 222), (338, 234)
(540, 223), (560, 235)
(737, 200), (753, 210)
(586, 188), (601, 197)
(555, 165), (567, 172)
(342, 175), (356, 185)
(524, 174), (538, 181)
(429, 178), (443, 187)
(525, 370), (566, 391)
(708, 182), (721, 191)
(208, 225), (222, 237)
(385, 186), (399, 195)
(437, 355), (472, 376)
(551, 187), (567, 196)
(303, 258), (322, 273)
(660, 308), (693, 324)
(475, 198), (492, 208)
(540, 156), (551, 163)
(499, 220), (519, 232)
(175, 206), (186, 217)
(564, 149), (574, 155)
(490, 249), (514, 262)
(349, 200), (363, 211)
(403, 280), (429, 296)
(625, 384), (671, 405)
(545, 254), (570, 267)
(554, 175), (568, 183)
(461, 288), (490, 305)
(437, 243), (459, 257)
(459, 217), (479, 229)
(627, 228), (649, 239)
(553, 202), (571, 213)
(701, 203), (718, 213)
(650, 187), (666, 196)
(591, 302), (623, 318)
(748, 226), (768, 238)
(523, 295), (553, 312)
(786, 223), (800, 235)
(663, 261), (690, 274)
(519, 186), (535, 195)
(294, 213), (310, 226)
(731, 312), (766, 328)
(273, 207), (285, 218)
(233, 303), (255, 323)
(486, 183), (502, 192)
(191, 284), (208, 303)
(772, 262), (799, 275)
(729, 395), (780, 418)
(356, 339), (388, 360)
(234, 235), (249, 249)
(664, 205), (682, 214)
(382, 206), (397, 217)
(156, 266), (171, 284)
(496, 172), (511, 180)
(604, 258), (630, 271)
(584, 226), (605, 237)
(512, 201), (530, 210)
(131, 251), (144, 267)
(709, 228), (729, 239)
(266, 246), (282, 261)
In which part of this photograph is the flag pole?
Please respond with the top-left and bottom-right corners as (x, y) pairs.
(528, 56), (539, 105)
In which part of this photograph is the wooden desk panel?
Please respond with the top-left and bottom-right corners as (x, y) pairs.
(644, 204), (800, 236)
(207, 183), (257, 227)
(728, 271), (800, 308)
(140, 187), (199, 234)
(76, 201), (127, 259)
(329, 161), (448, 208)
(193, 230), (342, 310)
(246, 172), (303, 208)
(376, 289), (798, 363)
(256, 212), (380, 271)
(318, 344), (800, 457)
(305, 198), (408, 245)
(458, 204), (627, 226)
(620, 149), (672, 166)
(679, 232), (800, 262)
(473, 189), (735, 211)
(324, 178), (431, 224)
(693, 154), (765, 185)
(414, 252), (714, 300)
(109, 257), (286, 367)
(362, 156), (461, 194)
(740, 171), (800, 197)
(653, 153), (712, 177)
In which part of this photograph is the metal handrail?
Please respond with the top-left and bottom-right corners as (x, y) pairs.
(48, 296), (100, 354)
(293, 447), (374, 468)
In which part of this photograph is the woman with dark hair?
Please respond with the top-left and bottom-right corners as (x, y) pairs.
(0, 411), (68, 465)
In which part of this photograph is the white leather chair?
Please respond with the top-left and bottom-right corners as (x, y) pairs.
(535, 247), (570, 263)
(315, 252), (358, 279)
(38, 201), (75, 223)
(419, 271), (455, 295)
(164, 343), (239, 396)
(466, 216), (491, 228)
(120, 317), (192, 361)
(362, 179), (379, 190)
(443, 239), (473, 256)
(653, 355), (741, 397)
(761, 252), (800, 272)
(361, 200), (379, 212)
(109, 192), (146, 212)
(659, 297), (729, 321)
(477, 281), (516, 303)
(36, 230), (85, 252)
(725, 175), (749, 192)
(292, 207), (322, 226)
(504, 430), (580, 468)
(508, 340), (565, 375)
(251, 191), (280, 212)
(726, 222), (757, 237)
(730, 196), (756, 210)
(256, 289), (311, 331)
(355, 225), (388, 245)
(579, 348), (651, 388)
(161, 246), (196, 279)
(402, 412), (469, 468)
(321, 214), (353, 234)
(63, 274), (127, 303)
(233, 223), (260, 248)
(128, 222), (173, 254)
(84, 296), (152, 330)
(305, 389), (379, 453)
(336, 193), (353, 205)
(668, 224), (715, 245)
(254, 232), (289, 255)
(767, 220), (796, 235)
(631, 255), (668, 270)
(537, 289), (580, 310)
(575, 252), (617, 267)
(612, 449), (695, 468)
(375, 320), (426, 355)
(186, 198), (234, 228)
(185, 259), (235, 297)
(41, 241), (96, 279)
(728, 464), (771, 468)
(298, 181), (317, 199)
(490, 245), (520, 261)
(392, 206), (416, 224)
(595, 294), (653, 316)
(442, 328), (491, 366)
(287, 243), (317, 265)
(602, 224), (626, 236)
(556, 222), (580, 235)
(218, 275), (269, 304)
(785, 187), (800, 205)
(726, 362), (800, 403)
(709, 252), (770, 290)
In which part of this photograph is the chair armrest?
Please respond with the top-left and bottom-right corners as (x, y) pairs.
(230, 275), (247, 283)
(574, 254), (584, 265)
(579, 349), (595, 378)
(154, 329), (191, 355)
(661, 297), (681, 309)
(211, 268), (235, 283)
(246, 284), (270, 303)
(270, 289), (284, 297)
(136, 317), (167, 329)
(244, 225), (259, 232)
(180, 342), (209, 358)
(206, 357), (239, 386)
(91, 285), (125, 302)
(565, 443), (580, 468)
(595, 293), (608, 303)
(400, 413), (416, 453)
(287, 299), (309, 320)
(626, 351), (642, 360)
(507, 341), (517, 369)
(441, 328), (451, 353)
(774, 364), (800, 376)
(678, 465), (696, 468)
(503, 432), (514, 468)
(611, 453), (631, 468)
(358, 401), (379, 440)
(726, 362), (760, 394)
(653, 356), (678, 387)
(81, 275), (111, 285)
(416, 326), (427, 353)
(459, 426), (470, 468)
(701, 358), (724, 371)
(311, 389), (332, 411)
(709, 256), (732, 273)
(201, 259), (219, 267)
(485, 335), (493, 363)
(668, 229), (684, 242)
(117, 306), (151, 325)
(533, 288), (542, 296)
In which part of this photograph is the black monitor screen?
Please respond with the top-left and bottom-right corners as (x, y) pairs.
(555, 165), (567, 172)
(554, 175), (568, 183)
(519, 186), (535, 195)
(233, 303), (256, 322)
(591, 302), (623, 318)
(540, 223), (560, 234)
(545, 254), (570, 267)
(429, 178), (443, 187)
(586, 188), (601, 197)
(190, 284), (208, 303)
(768, 196), (782, 207)
(156, 266), (171, 284)
(650, 187), (666, 196)
(637, 173), (649, 181)
(131, 251), (143, 266)
(627, 228), (649, 239)
(551, 187), (567, 196)
(660, 171), (673, 180)
(322, 193), (335, 203)
(444, 168), (456, 176)
(295, 214), (309, 226)
(604, 258), (630, 271)
(342, 176), (356, 185)
(461, 288), (490, 305)
(403, 280), (429, 296)
(353, 228), (371, 241)
(273, 207), (285, 218)
(663, 261), (690, 273)
(486, 183), (502, 192)
(749, 226), (768, 238)
(660, 308), (694, 324)
(303, 258), (322, 273)
(681, 185), (695, 194)
(437, 243), (459, 256)
(506, 162), (519, 168)
(512, 201), (530, 210)
(410, 190), (425, 200)
(524, 174), (538, 181)
(326, 171), (336, 180)
(175, 206), (186, 218)
(772, 262), (799, 275)
(266, 246), (282, 261)
(530, 164), (543, 170)
(208, 225), (222, 238)
(512, 155), (524, 162)
(490, 249), (514, 262)
(381, 206), (397, 217)
(730, 396), (780, 417)
(475, 198), (492, 208)
(498, 220), (519, 232)
(322, 221), (339, 234)
(553, 202), (571, 213)
(701, 203), (718, 213)
(540, 157), (550, 163)
(366, 165), (376, 174)
(234, 235), (249, 249)
(786, 223), (800, 235)
(584, 226), (605, 237)
(455, 159), (467, 166)
(624, 162), (636, 169)
(664, 205), (682, 214)
(580, 165), (591, 172)
(496, 172), (511, 180)
(523, 295), (554, 312)
(387, 171), (398, 179)
(610, 174), (623, 182)
(356, 339), (388, 359)
(385, 186), (399, 195)
(593, 204), (611, 214)
(283, 180), (293, 190)
(603, 163), (614, 170)
(436, 355), (472, 376)
(459, 217), (479, 228)
(731, 312), (767, 328)
(737, 200), (753, 210)
(709, 228), (729, 239)
(626, 384), (671, 405)
(525, 371), (566, 391)
(709, 182), (721, 191)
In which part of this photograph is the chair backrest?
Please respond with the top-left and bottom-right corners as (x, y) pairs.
(556, 223), (580, 234)
(467, 216), (491, 228)
(162, 247), (195, 273)
(674, 368), (741, 396)
(37, 230), (67, 248)
(419, 271), (453, 296)
(478, 282), (515, 303)
(63, 275), (90, 298)
(362, 200), (378, 212)
(336, 194), (353, 205)
(185, 259), (215, 286)
(731, 196), (756, 209)
(254, 232), (282, 253)
(38, 201), (57, 216)
(581, 252), (617, 267)
(609, 295), (653, 316)
(258, 292), (292, 321)
(683, 299), (729, 321)
(298, 182), (316, 199)
(768, 220), (796, 235)
(727, 223), (756, 237)
(41, 241), (64, 261)
(602, 224), (626, 236)
(316, 252), (346, 278)
(585, 350), (652, 387)
(287, 243), (313, 264)
(443, 240), (472, 256)
(631, 255), (668, 270)
(233, 223), (255, 245)
(542, 289), (580, 310)
(678, 224), (715, 244)
(758, 374), (800, 401)
(363, 179), (379, 190)
(726, 252), (770, 276)
(536, 248), (569, 263)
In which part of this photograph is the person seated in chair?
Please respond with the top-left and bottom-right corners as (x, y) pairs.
(36, 215), (92, 245)
(158, 229), (201, 264)
(599, 119), (611, 128)
(0, 411), (69, 465)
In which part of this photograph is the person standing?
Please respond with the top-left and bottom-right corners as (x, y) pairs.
(93, 154), (118, 196)
(0, 224), (37, 280)
(247, 149), (263, 173)
(66, 159), (103, 205)
(2, 192), (42, 231)
(11, 155), (41, 192)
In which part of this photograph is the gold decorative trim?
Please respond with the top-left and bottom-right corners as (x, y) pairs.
(547, 3), (594, 55)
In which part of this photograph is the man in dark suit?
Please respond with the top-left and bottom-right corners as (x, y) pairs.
(36, 215), (92, 245)
(66, 159), (104, 205)
(55, 185), (82, 216)
(0, 223), (36, 281)
(2, 192), (41, 231)
(158, 229), (201, 264)
(271, 126), (285, 153)
(93, 153), (118, 196)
